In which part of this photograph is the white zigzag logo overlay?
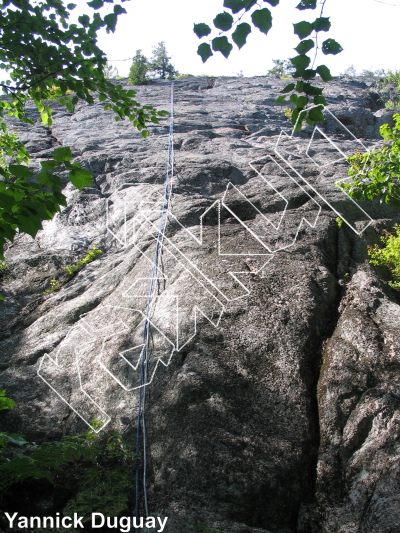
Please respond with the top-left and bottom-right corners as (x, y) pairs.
(37, 105), (376, 431)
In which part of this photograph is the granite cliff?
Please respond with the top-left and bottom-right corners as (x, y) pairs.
(0, 76), (399, 533)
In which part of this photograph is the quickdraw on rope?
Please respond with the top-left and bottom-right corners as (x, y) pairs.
(135, 82), (174, 531)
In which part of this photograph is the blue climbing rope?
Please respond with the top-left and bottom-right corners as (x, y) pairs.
(135, 81), (174, 531)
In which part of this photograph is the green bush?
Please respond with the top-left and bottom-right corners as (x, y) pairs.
(0, 407), (137, 516)
(368, 224), (400, 289)
(340, 113), (400, 206)
(65, 245), (102, 276)
(375, 70), (400, 108)
(0, 390), (15, 411)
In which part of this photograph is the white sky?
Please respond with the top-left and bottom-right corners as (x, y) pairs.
(89, 0), (400, 78)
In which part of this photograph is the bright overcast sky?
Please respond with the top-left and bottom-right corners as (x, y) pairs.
(88, 0), (400, 78)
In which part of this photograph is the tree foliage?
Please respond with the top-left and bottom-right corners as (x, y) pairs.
(0, 0), (167, 262)
(368, 224), (400, 289)
(149, 41), (178, 80)
(0, 396), (136, 496)
(128, 49), (149, 85)
(194, 0), (343, 131)
(0, 392), (134, 497)
(267, 59), (296, 78)
(341, 114), (400, 207)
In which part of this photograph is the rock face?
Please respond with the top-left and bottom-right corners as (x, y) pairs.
(1, 76), (399, 533)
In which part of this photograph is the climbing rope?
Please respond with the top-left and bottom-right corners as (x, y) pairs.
(135, 81), (174, 531)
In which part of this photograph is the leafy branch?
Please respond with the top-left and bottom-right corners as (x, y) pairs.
(0, 145), (92, 261)
(0, 0), (170, 263)
(194, 0), (343, 130)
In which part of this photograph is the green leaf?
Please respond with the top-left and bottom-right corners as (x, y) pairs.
(275, 95), (286, 104)
(290, 54), (311, 71)
(244, 0), (257, 9)
(104, 13), (117, 32)
(296, 0), (317, 9)
(52, 147), (72, 162)
(78, 14), (90, 27)
(40, 160), (58, 171)
(251, 8), (272, 35)
(295, 39), (314, 55)
(232, 23), (252, 49)
(290, 94), (298, 105)
(303, 83), (323, 96)
(212, 36), (233, 58)
(264, 0), (279, 5)
(292, 109), (307, 131)
(213, 12), (234, 31)
(35, 171), (52, 185)
(15, 214), (43, 238)
(293, 21), (313, 39)
(322, 39), (343, 55)
(87, 0), (103, 7)
(0, 193), (16, 210)
(297, 95), (308, 107)
(297, 110), (307, 129)
(197, 43), (213, 63)
(69, 168), (93, 190)
(316, 64), (332, 81)
(281, 83), (295, 93)
(308, 106), (325, 122)
(313, 17), (331, 32)
(300, 69), (316, 80)
(113, 5), (126, 15)
(224, 0), (245, 14)
(3, 434), (27, 445)
(194, 23), (212, 38)
(314, 95), (327, 106)
(9, 165), (33, 179)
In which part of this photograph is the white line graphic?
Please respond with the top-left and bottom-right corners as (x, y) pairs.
(37, 103), (377, 430)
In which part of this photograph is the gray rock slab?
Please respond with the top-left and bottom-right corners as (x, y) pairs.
(1, 76), (399, 533)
